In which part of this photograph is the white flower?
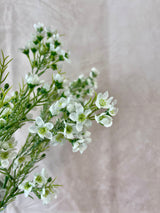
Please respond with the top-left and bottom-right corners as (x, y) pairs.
(47, 37), (54, 45)
(34, 168), (48, 186)
(54, 73), (63, 83)
(64, 89), (70, 97)
(1, 137), (17, 150)
(59, 49), (71, 63)
(50, 44), (56, 52)
(19, 181), (34, 197)
(50, 44), (62, 53)
(78, 74), (84, 80)
(26, 41), (38, 50)
(41, 188), (52, 205)
(69, 103), (91, 132)
(90, 67), (99, 78)
(0, 150), (16, 168)
(66, 97), (76, 113)
(53, 33), (60, 40)
(95, 91), (113, 109)
(72, 142), (88, 154)
(25, 73), (42, 85)
(72, 131), (92, 154)
(41, 185), (58, 205)
(51, 133), (66, 146)
(13, 155), (30, 170)
(1, 159), (9, 168)
(42, 83), (50, 91)
(64, 123), (77, 139)
(29, 117), (53, 139)
(109, 106), (119, 116)
(33, 22), (44, 32)
(49, 97), (68, 116)
(95, 113), (113, 128)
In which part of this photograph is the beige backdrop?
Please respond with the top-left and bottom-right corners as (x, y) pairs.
(1, 0), (160, 213)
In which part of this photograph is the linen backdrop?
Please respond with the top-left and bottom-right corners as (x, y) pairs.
(0, 0), (160, 213)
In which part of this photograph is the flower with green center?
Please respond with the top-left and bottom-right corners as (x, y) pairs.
(109, 106), (119, 116)
(78, 113), (86, 122)
(1, 137), (17, 150)
(64, 123), (76, 139)
(72, 131), (92, 154)
(69, 103), (91, 132)
(13, 155), (30, 170)
(0, 151), (9, 160)
(95, 91), (113, 109)
(34, 168), (47, 186)
(51, 133), (66, 146)
(95, 113), (113, 128)
(41, 188), (52, 205)
(0, 150), (16, 168)
(19, 181), (34, 197)
(29, 117), (53, 139)
(49, 97), (68, 116)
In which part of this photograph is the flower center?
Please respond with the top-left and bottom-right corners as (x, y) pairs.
(56, 133), (64, 142)
(99, 115), (106, 121)
(0, 151), (9, 160)
(78, 113), (86, 122)
(58, 102), (62, 107)
(99, 99), (106, 107)
(35, 175), (43, 183)
(66, 125), (72, 134)
(24, 182), (32, 190)
(18, 156), (26, 164)
(38, 127), (47, 135)
(43, 189), (50, 197)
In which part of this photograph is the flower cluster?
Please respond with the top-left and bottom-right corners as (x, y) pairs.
(19, 168), (58, 205)
(0, 137), (17, 168)
(0, 23), (118, 211)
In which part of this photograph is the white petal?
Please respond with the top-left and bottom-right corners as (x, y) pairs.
(85, 109), (92, 116)
(95, 115), (99, 123)
(79, 143), (88, 154)
(72, 142), (79, 152)
(95, 94), (101, 108)
(103, 91), (109, 99)
(55, 73), (63, 82)
(69, 113), (77, 121)
(75, 103), (83, 114)
(84, 131), (91, 137)
(1, 160), (9, 168)
(67, 104), (75, 113)
(107, 96), (114, 104)
(36, 117), (44, 127)
(85, 120), (92, 127)
(76, 123), (83, 132)
(49, 105), (58, 116)
(45, 122), (53, 130)
(86, 138), (92, 144)
(38, 132), (44, 139)
(102, 116), (113, 127)
(45, 131), (52, 139)
(29, 126), (38, 133)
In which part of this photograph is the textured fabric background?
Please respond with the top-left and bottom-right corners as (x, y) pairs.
(0, 0), (160, 212)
